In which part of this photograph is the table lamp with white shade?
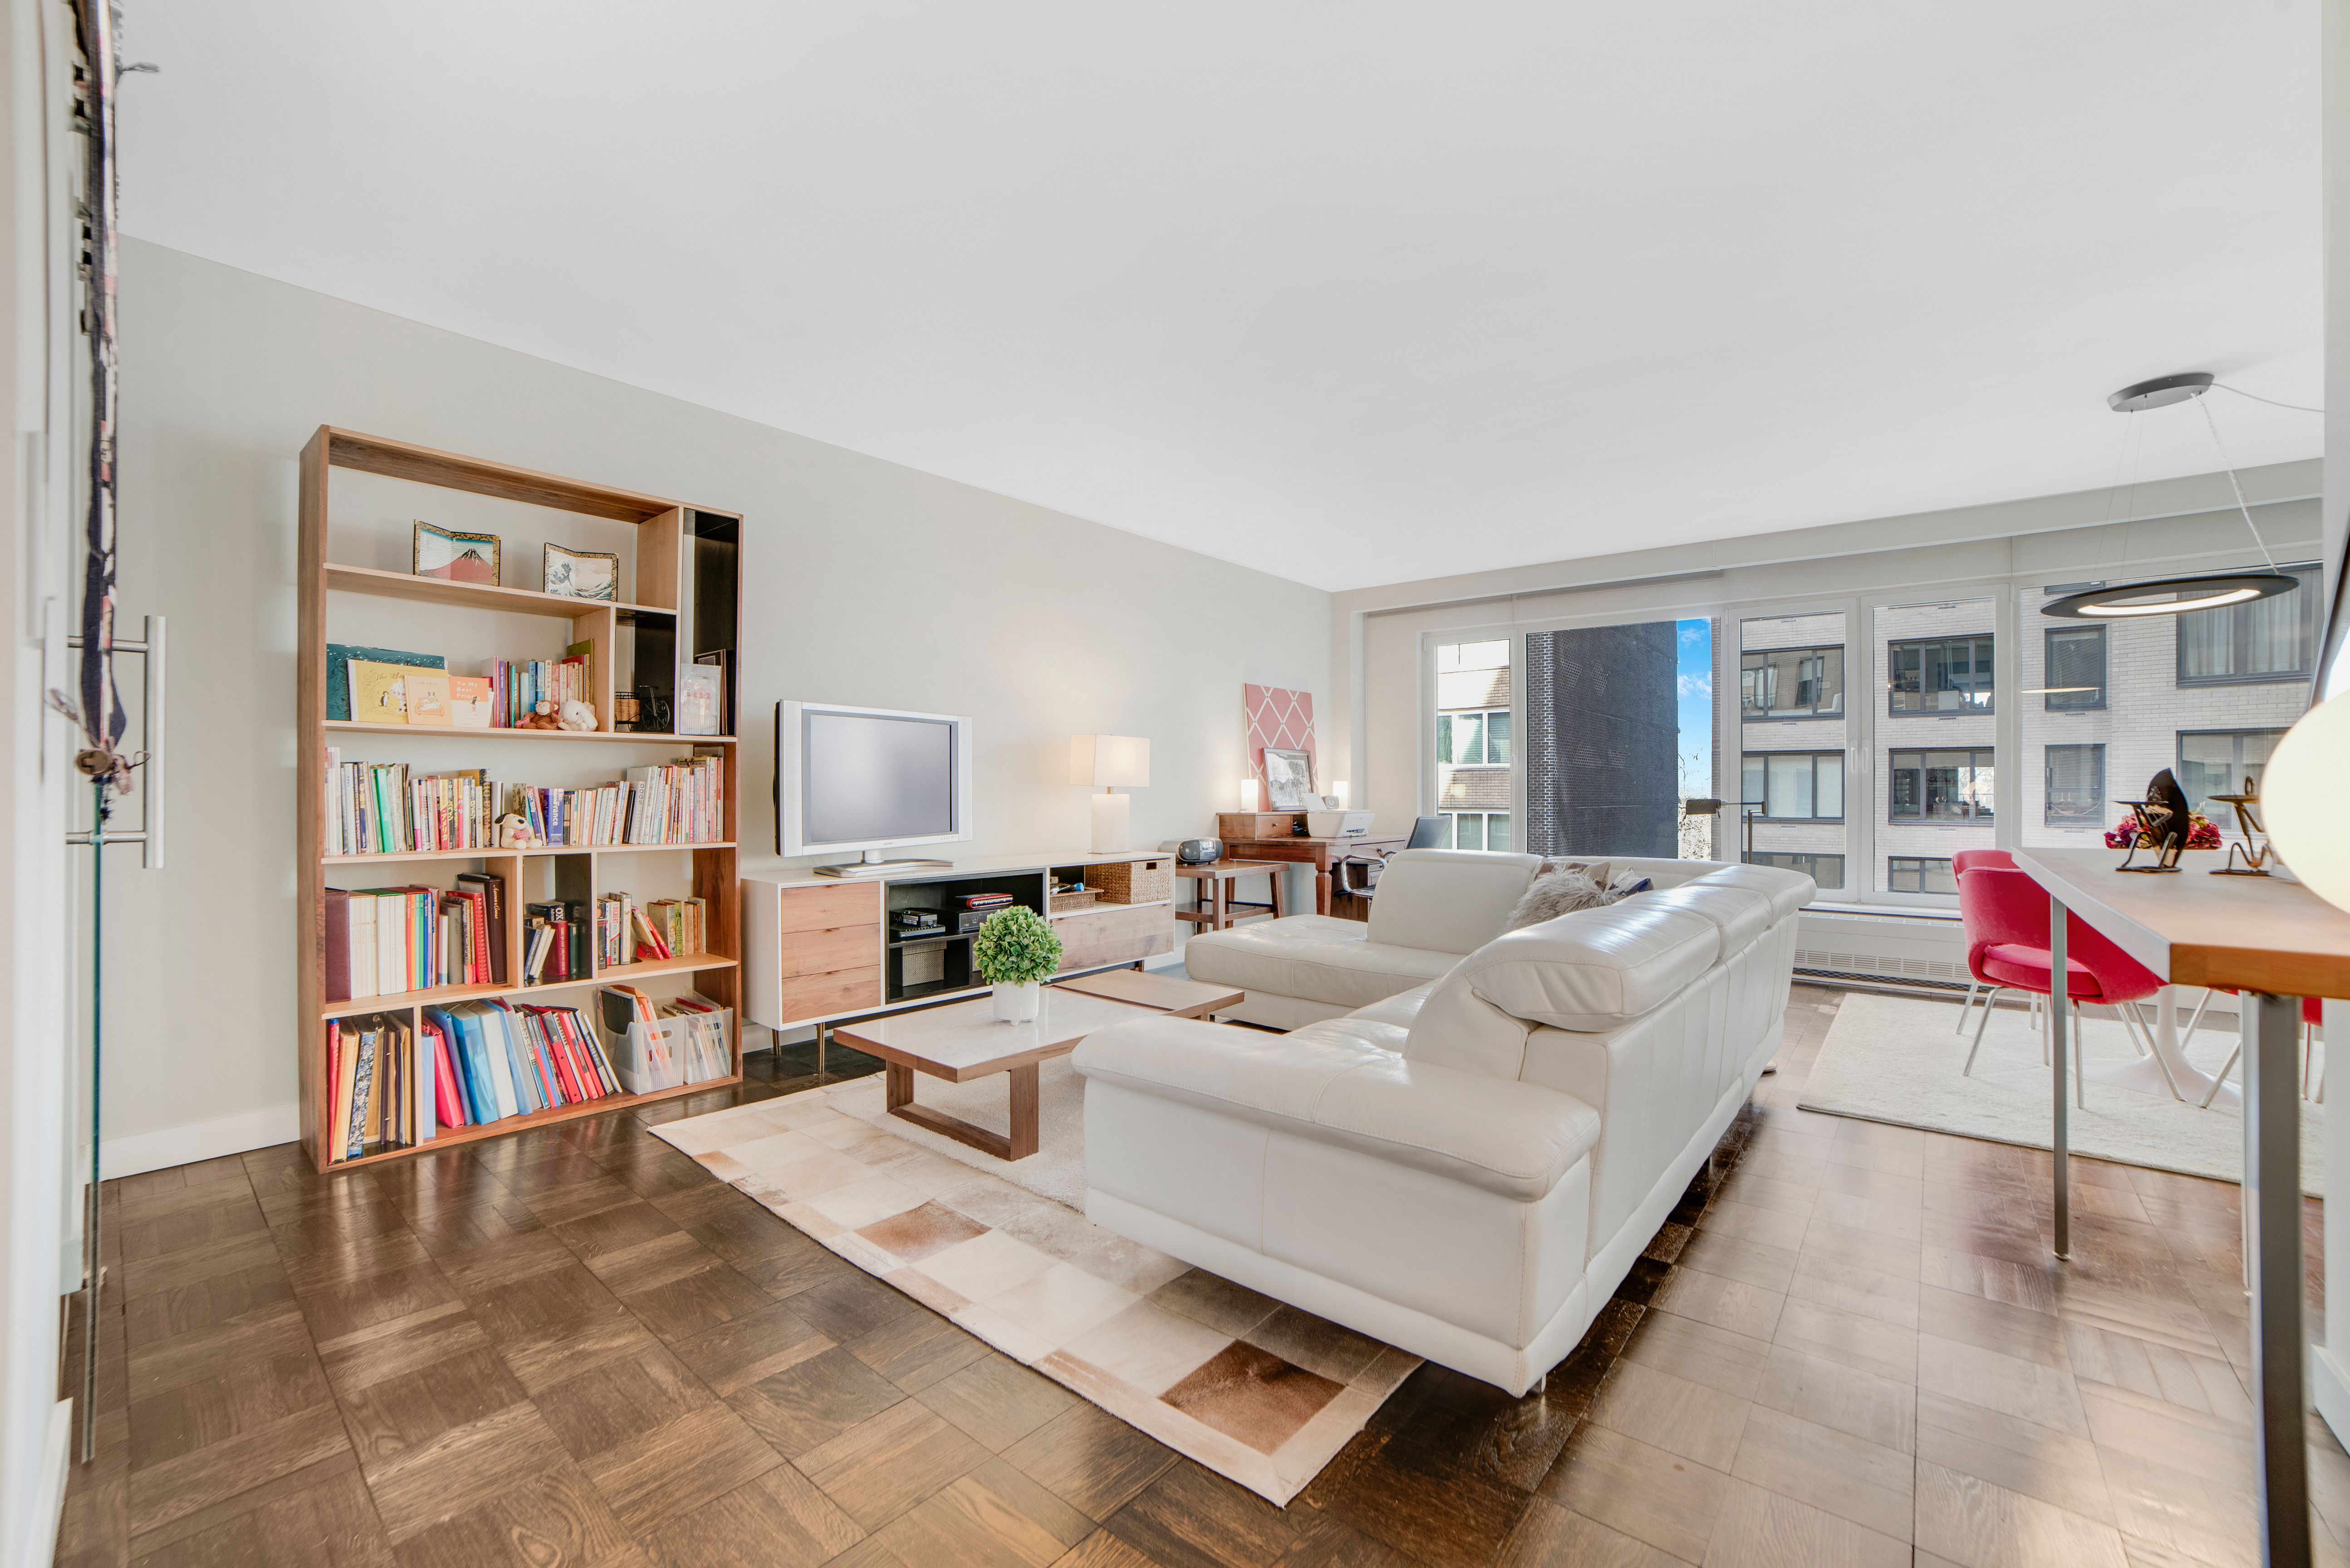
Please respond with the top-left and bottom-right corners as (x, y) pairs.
(2265, 691), (2350, 913)
(1071, 735), (1150, 853)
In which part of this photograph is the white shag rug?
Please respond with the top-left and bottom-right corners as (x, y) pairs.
(1799, 991), (2324, 1196)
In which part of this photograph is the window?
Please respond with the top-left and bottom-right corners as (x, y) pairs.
(1739, 752), (1844, 820)
(1740, 646), (1844, 719)
(1888, 749), (1994, 821)
(1887, 856), (1957, 895)
(2045, 743), (2104, 826)
(1438, 709), (1510, 766)
(1440, 812), (1513, 852)
(2176, 730), (2287, 817)
(1889, 635), (1995, 713)
(1747, 851), (1844, 888)
(2042, 626), (2105, 710)
(2177, 565), (2321, 685)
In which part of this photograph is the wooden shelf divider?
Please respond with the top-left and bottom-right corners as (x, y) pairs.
(301, 426), (744, 1173)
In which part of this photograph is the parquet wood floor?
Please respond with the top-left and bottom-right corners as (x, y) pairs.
(53, 988), (2350, 1566)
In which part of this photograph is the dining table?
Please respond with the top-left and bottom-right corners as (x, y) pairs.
(2015, 847), (2350, 1568)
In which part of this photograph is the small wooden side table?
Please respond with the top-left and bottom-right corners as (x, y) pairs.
(1175, 860), (1289, 933)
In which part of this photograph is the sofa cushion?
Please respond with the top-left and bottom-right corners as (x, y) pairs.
(1348, 980), (1440, 1032)
(1697, 863), (1815, 922)
(1073, 1013), (1602, 1200)
(1182, 915), (1460, 1012)
(1364, 850), (1544, 956)
(1401, 899), (1724, 1078)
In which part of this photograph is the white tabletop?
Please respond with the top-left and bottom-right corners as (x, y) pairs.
(833, 988), (1153, 1076)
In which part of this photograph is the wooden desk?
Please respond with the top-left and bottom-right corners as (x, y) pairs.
(2016, 847), (2350, 1568)
(1214, 834), (1408, 916)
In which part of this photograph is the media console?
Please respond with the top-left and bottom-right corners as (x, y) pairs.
(743, 850), (1176, 1044)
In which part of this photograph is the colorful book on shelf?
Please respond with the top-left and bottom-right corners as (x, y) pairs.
(454, 871), (508, 985)
(326, 645), (443, 722)
(326, 1012), (431, 1164)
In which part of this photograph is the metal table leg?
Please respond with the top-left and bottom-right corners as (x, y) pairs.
(2050, 894), (2069, 1260)
(2244, 990), (2309, 1567)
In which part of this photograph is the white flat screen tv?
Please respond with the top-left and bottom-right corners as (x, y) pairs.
(776, 701), (973, 862)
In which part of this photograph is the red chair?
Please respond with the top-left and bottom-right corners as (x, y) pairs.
(1957, 867), (2173, 1104)
(1950, 850), (2018, 1036)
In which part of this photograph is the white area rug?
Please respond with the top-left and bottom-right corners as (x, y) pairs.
(654, 1073), (1419, 1505)
(1799, 991), (2325, 1196)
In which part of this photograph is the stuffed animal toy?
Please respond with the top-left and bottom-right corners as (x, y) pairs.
(497, 813), (536, 849)
(557, 698), (598, 732)
(516, 700), (564, 730)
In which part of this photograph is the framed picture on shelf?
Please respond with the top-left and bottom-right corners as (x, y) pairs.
(413, 522), (500, 584)
(543, 544), (618, 602)
(1263, 747), (1316, 809)
(676, 666), (723, 736)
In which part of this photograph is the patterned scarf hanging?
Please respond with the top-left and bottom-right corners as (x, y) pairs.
(73, 0), (129, 794)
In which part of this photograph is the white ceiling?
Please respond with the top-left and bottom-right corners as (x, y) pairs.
(118, 2), (2322, 592)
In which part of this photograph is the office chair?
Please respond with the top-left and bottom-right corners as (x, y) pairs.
(1336, 816), (1445, 898)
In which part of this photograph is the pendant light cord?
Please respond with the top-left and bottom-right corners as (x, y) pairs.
(2196, 395), (2281, 573)
(2214, 382), (2324, 415)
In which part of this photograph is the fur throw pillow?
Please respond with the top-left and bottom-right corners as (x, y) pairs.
(1505, 866), (1654, 931)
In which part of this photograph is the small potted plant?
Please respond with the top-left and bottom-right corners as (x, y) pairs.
(972, 905), (1062, 1022)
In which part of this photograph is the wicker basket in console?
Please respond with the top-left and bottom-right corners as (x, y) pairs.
(1084, 858), (1173, 904)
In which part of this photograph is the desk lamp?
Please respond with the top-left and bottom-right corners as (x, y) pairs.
(1072, 735), (1150, 853)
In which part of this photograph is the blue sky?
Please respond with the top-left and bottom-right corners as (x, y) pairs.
(1676, 618), (1713, 799)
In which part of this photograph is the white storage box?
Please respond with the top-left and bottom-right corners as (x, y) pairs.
(1305, 810), (1377, 837)
(598, 993), (733, 1095)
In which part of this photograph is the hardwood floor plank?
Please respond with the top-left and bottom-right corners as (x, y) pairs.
(913, 1352), (1082, 1454)
(1538, 1421), (1726, 1565)
(1587, 1359), (1752, 1471)
(798, 1398), (990, 1530)
(636, 1463), (865, 1568)
(1728, 1405), (1913, 1544)
(1913, 1457), (2130, 1568)
(1701, 1477), (1908, 1568)
(124, 1401), (351, 1539)
(880, 1457), (1095, 1568)
(1003, 1403), (1178, 1521)
(127, 1453), (392, 1568)
(1493, 1497), (1688, 1568)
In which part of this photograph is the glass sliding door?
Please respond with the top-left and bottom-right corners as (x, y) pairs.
(1740, 612), (1847, 889)
(1516, 618), (1713, 859)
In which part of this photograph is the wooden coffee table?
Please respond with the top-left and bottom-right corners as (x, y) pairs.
(832, 974), (1243, 1160)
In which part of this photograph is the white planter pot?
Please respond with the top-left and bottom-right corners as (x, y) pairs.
(992, 981), (1042, 1023)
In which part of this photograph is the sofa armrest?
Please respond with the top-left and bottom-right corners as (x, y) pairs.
(1072, 1015), (1601, 1201)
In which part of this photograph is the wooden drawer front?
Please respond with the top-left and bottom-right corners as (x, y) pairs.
(782, 924), (877, 977)
(774, 967), (881, 1022)
(775, 882), (878, 936)
(1055, 905), (1173, 972)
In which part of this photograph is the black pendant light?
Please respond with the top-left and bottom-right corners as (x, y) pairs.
(2042, 373), (2302, 620)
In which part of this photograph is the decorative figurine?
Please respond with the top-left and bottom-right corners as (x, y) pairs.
(2114, 768), (2194, 872)
(2209, 775), (2274, 877)
(497, 812), (536, 849)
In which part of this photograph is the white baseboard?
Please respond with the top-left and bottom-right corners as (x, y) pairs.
(2314, 1345), (2350, 1452)
(25, 1398), (68, 1568)
(99, 1103), (297, 1180)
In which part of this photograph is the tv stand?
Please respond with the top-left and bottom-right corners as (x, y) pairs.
(745, 848), (1176, 1036)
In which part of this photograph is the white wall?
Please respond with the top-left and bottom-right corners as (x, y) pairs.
(106, 238), (1331, 1173)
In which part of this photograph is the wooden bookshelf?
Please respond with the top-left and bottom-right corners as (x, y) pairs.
(299, 426), (745, 1172)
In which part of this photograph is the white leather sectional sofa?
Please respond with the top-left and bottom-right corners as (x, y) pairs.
(1070, 851), (1811, 1396)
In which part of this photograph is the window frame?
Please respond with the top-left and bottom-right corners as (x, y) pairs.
(1436, 707), (1512, 768)
(1739, 644), (1846, 721)
(2043, 742), (2106, 828)
(1887, 634), (1996, 715)
(2174, 728), (2290, 816)
(1437, 810), (1514, 853)
(1887, 747), (1996, 823)
(1886, 856), (1957, 895)
(1738, 750), (1845, 823)
(2174, 564), (2321, 687)
(1745, 850), (1845, 888)
(2041, 624), (2107, 712)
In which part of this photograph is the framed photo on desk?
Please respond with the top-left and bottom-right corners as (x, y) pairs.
(1263, 747), (1316, 809)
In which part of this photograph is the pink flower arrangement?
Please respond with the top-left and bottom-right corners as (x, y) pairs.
(2104, 813), (2222, 850)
